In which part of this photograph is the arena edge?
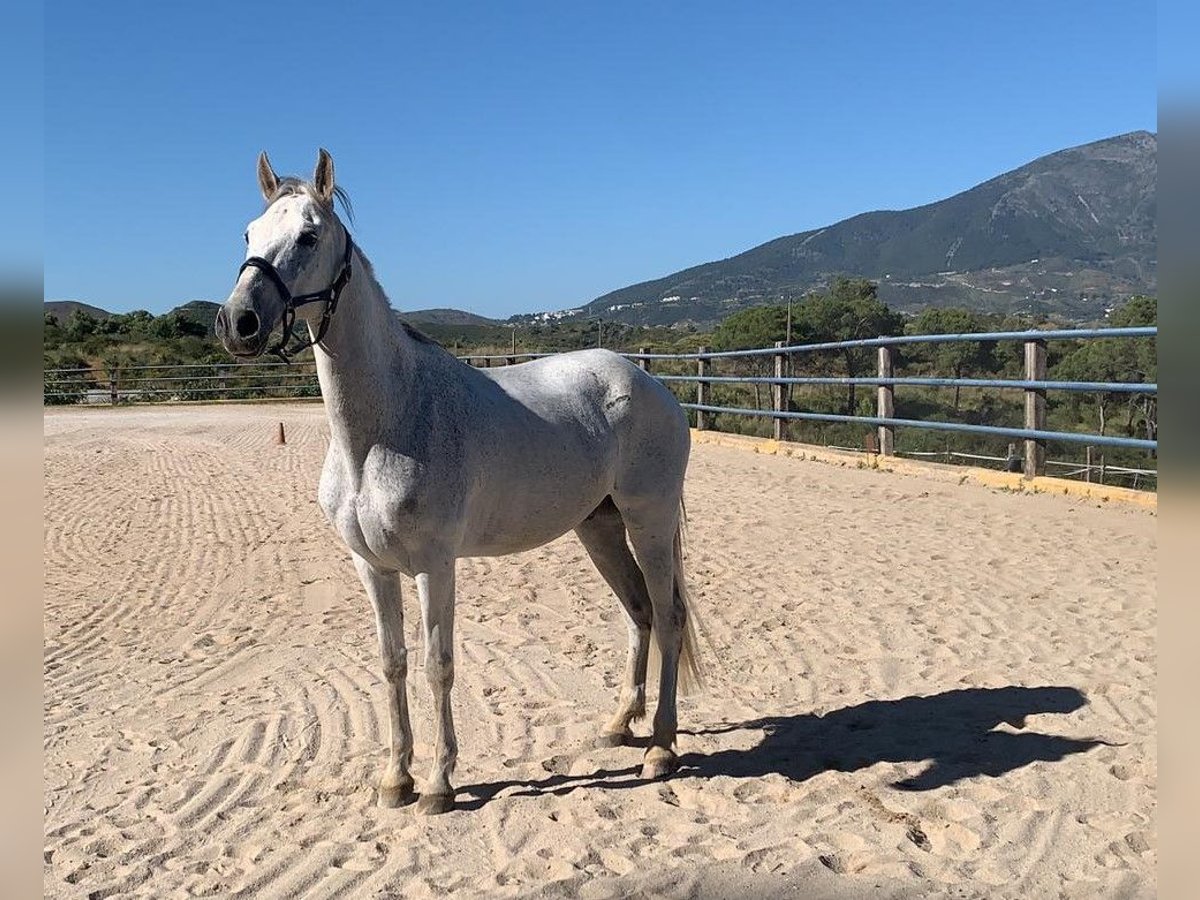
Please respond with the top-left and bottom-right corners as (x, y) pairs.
(690, 429), (1157, 510)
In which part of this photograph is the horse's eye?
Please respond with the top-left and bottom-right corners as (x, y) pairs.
(297, 231), (318, 248)
(243, 231), (249, 245)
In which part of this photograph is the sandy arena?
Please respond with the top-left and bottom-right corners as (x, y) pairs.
(44, 404), (1156, 898)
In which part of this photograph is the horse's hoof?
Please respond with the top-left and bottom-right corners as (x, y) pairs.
(640, 747), (678, 780)
(595, 731), (631, 749)
(378, 780), (416, 808)
(415, 792), (454, 816)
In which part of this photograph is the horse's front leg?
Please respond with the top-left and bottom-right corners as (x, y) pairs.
(415, 558), (458, 815)
(352, 554), (415, 808)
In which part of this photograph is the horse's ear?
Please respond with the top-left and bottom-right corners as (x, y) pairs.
(257, 151), (279, 201)
(313, 148), (335, 204)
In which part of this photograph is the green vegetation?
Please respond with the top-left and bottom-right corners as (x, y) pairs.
(43, 291), (1156, 487)
(673, 289), (1156, 486)
(712, 278), (904, 414)
(46, 307), (217, 363)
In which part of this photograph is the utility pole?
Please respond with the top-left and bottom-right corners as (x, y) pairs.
(784, 295), (794, 411)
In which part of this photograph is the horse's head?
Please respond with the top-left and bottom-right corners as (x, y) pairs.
(215, 149), (352, 359)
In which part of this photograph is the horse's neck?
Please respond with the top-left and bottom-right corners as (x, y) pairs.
(311, 253), (415, 460)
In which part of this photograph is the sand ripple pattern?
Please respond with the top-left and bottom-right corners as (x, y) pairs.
(44, 405), (1156, 898)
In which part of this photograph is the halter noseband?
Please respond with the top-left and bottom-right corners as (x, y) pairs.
(238, 229), (354, 362)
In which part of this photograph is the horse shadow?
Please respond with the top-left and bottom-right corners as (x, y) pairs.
(457, 685), (1105, 810)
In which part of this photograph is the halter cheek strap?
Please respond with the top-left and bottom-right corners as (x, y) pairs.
(238, 230), (354, 363)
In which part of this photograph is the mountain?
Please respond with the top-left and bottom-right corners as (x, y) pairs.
(402, 308), (501, 326)
(44, 301), (112, 323)
(581, 131), (1156, 325)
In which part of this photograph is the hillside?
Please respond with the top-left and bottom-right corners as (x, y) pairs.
(582, 131), (1156, 325)
(44, 301), (112, 324)
(403, 308), (500, 326)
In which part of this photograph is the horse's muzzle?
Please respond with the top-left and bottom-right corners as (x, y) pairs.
(215, 304), (270, 358)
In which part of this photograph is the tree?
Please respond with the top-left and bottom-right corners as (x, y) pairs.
(710, 305), (788, 351)
(124, 310), (155, 334)
(150, 315), (181, 341)
(711, 306), (788, 409)
(1110, 295), (1156, 329)
(65, 309), (99, 340)
(910, 307), (998, 412)
(792, 278), (903, 413)
(44, 313), (63, 350)
(1108, 296), (1157, 447)
(1054, 296), (1156, 444)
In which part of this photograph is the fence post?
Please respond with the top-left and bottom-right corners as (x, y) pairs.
(109, 368), (118, 406)
(637, 347), (649, 374)
(876, 346), (894, 456)
(772, 341), (787, 441)
(1023, 339), (1047, 478)
(695, 346), (710, 431)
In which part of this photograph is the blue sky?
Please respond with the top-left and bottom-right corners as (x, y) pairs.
(42, 1), (1156, 318)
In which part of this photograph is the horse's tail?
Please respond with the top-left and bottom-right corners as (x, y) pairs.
(674, 499), (705, 696)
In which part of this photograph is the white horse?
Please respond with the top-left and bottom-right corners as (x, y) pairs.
(216, 150), (701, 814)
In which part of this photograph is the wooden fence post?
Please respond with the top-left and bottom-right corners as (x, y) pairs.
(1023, 339), (1047, 478)
(696, 347), (710, 431)
(637, 347), (649, 373)
(109, 369), (118, 406)
(772, 341), (787, 441)
(876, 346), (894, 456)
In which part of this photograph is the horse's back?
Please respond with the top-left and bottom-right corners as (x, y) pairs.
(486, 349), (688, 450)
(483, 348), (636, 411)
(484, 348), (690, 499)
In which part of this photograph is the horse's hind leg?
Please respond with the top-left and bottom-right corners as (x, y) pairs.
(575, 498), (652, 747)
(352, 554), (415, 808)
(617, 499), (686, 780)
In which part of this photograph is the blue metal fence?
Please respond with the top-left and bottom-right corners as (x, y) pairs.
(682, 404), (1153, 451)
(43, 325), (1156, 482)
(620, 327), (1157, 470)
(651, 374), (1157, 395)
(625, 326), (1158, 359)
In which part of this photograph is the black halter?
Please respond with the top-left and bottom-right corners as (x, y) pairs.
(238, 229), (354, 362)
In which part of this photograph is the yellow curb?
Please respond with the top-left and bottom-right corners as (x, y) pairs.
(690, 429), (1156, 510)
